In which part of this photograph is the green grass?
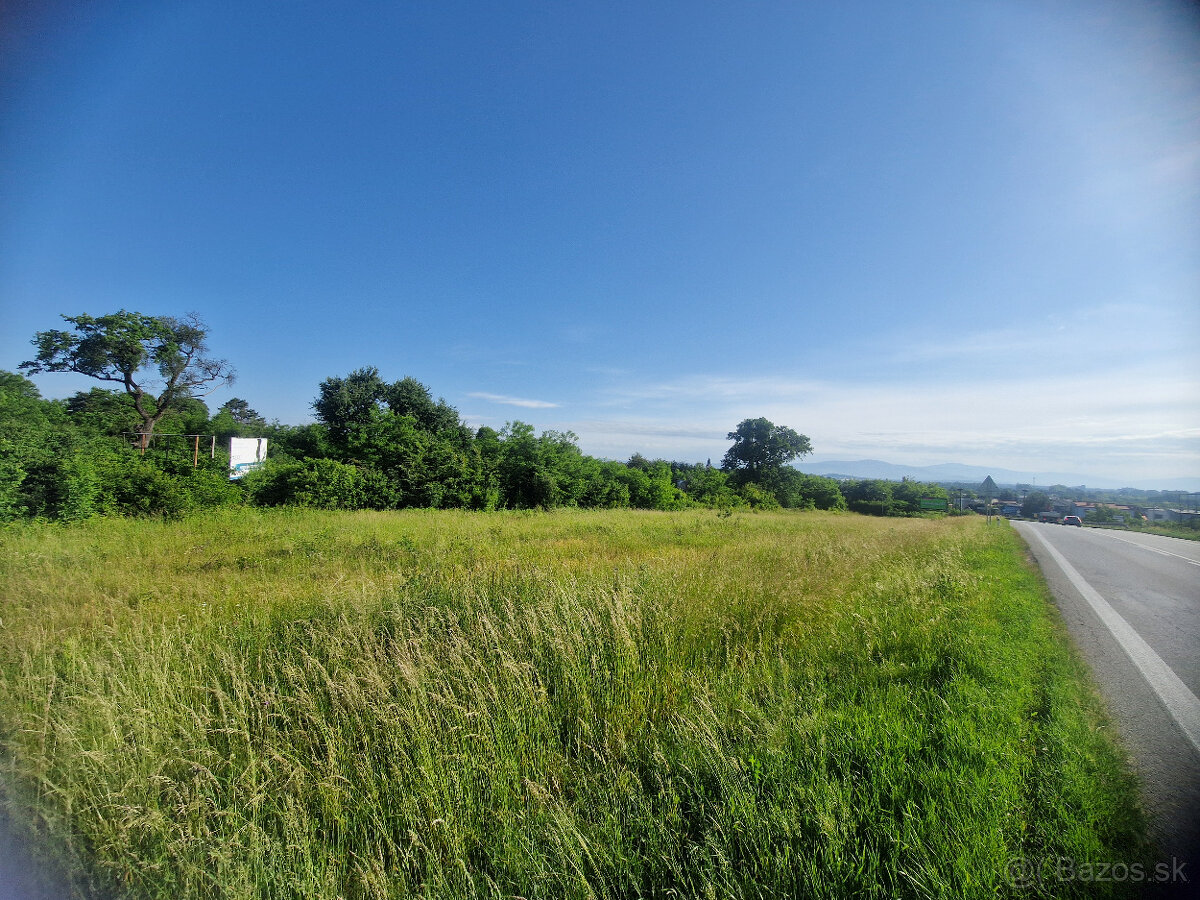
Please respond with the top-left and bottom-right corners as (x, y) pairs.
(0, 509), (1150, 898)
(1123, 522), (1200, 542)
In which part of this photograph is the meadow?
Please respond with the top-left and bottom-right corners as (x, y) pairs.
(0, 509), (1149, 898)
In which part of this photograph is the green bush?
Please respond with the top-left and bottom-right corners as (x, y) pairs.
(739, 482), (781, 509)
(0, 440), (27, 522)
(241, 458), (304, 507)
(891, 479), (950, 517)
(768, 470), (845, 510)
(843, 479), (894, 516)
(56, 452), (105, 521)
(679, 466), (742, 509)
(358, 466), (404, 510)
(292, 458), (368, 509)
(104, 453), (196, 519)
(244, 458), (374, 510)
(179, 468), (245, 511)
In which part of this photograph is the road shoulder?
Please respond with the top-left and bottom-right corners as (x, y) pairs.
(1012, 521), (1200, 895)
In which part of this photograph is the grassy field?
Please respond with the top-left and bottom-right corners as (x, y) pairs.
(0, 509), (1150, 898)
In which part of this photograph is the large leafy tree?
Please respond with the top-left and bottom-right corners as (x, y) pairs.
(20, 311), (234, 447)
(1021, 490), (1050, 519)
(219, 398), (265, 427)
(312, 367), (391, 448)
(387, 376), (461, 434)
(311, 368), (477, 508)
(65, 388), (142, 436)
(209, 397), (268, 441)
(721, 417), (813, 486)
(313, 368), (464, 450)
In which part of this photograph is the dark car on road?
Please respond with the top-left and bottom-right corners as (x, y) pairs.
(1062, 515), (1082, 526)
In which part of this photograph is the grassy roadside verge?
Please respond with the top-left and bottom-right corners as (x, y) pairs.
(0, 509), (1149, 898)
(1122, 523), (1200, 542)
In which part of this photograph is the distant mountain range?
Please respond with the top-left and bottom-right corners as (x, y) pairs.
(793, 459), (1200, 493)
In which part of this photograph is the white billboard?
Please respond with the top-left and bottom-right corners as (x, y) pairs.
(229, 437), (268, 479)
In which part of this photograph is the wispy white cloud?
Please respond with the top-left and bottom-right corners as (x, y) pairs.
(1149, 138), (1200, 195)
(585, 365), (632, 378)
(886, 300), (1197, 366)
(468, 392), (559, 409)
(561, 324), (604, 344)
(598, 374), (826, 407)
(559, 359), (1200, 484)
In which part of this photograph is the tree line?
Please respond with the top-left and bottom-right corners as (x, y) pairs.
(1, 311), (948, 521)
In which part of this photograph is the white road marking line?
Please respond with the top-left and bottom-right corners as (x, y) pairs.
(1023, 525), (1200, 756)
(1092, 531), (1200, 568)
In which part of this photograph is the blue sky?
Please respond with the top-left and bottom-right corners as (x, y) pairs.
(2, 1), (1198, 488)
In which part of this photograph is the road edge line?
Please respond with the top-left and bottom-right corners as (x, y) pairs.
(1095, 532), (1200, 568)
(1022, 525), (1200, 756)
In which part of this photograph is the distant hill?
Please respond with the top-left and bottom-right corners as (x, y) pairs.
(793, 459), (1200, 492)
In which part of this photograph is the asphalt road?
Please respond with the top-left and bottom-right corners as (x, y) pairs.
(1013, 521), (1200, 893)
(0, 808), (75, 900)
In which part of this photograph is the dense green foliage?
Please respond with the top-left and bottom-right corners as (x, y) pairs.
(841, 477), (951, 517)
(1, 361), (954, 522)
(4, 309), (959, 521)
(0, 511), (1150, 898)
(0, 372), (251, 521)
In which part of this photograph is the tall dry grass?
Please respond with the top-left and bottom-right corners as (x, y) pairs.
(0, 509), (1148, 898)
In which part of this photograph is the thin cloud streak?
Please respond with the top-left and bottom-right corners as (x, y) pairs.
(467, 392), (559, 409)
(598, 375), (827, 407)
(559, 362), (1199, 484)
(886, 301), (1198, 367)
